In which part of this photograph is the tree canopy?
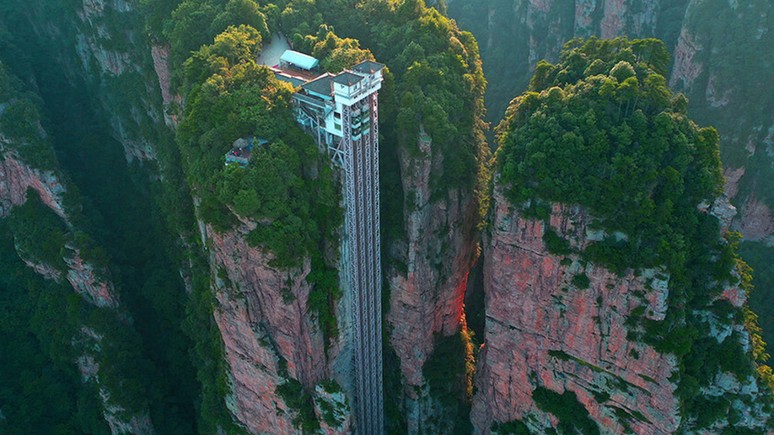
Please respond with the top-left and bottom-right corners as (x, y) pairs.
(496, 37), (723, 271)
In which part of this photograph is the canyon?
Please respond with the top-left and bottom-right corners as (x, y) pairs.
(0, 0), (771, 433)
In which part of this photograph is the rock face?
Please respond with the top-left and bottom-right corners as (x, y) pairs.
(472, 187), (773, 433)
(68, 0), (161, 162)
(386, 131), (479, 431)
(0, 150), (66, 218)
(472, 188), (680, 433)
(206, 222), (350, 433)
(150, 45), (182, 129)
(64, 249), (119, 308)
(447, 0), (774, 247)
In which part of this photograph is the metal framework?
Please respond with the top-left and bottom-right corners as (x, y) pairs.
(293, 63), (384, 433)
(338, 92), (383, 434)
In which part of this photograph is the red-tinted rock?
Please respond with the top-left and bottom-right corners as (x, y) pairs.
(207, 223), (350, 433)
(386, 131), (478, 429)
(0, 151), (66, 218)
(471, 187), (681, 434)
(65, 249), (119, 308)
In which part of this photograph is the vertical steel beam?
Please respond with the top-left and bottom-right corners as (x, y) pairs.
(339, 91), (383, 434)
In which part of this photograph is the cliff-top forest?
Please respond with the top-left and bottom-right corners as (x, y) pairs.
(0, 0), (772, 434)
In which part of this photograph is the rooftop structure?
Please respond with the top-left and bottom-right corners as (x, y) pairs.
(224, 137), (267, 167)
(332, 71), (364, 86)
(301, 74), (335, 99)
(271, 70), (306, 88)
(279, 49), (320, 71)
(351, 61), (384, 75)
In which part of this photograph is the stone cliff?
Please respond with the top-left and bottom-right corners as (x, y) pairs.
(472, 187), (772, 433)
(472, 189), (679, 433)
(205, 221), (351, 433)
(447, 0), (774, 249)
(386, 131), (479, 432)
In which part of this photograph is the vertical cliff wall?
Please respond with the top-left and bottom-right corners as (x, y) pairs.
(472, 191), (681, 433)
(203, 220), (351, 433)
(471, 38), (773, 433)
(0, 65), (156, 432)
(474, 187), (773, 433)
(448, 0), (774, 362)
(385, 129), (479, 432)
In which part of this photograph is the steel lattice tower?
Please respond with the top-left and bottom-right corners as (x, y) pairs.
(291, 60), (385, 434)
(341, 92), (383, 435)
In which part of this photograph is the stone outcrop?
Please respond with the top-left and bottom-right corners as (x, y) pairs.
(471, 188), (681, 434)
(0, 150), (66, 218)
(471, 186), (773, 433)
(64, 248), (119, 308)
(206, 221), (350, 433)
(447, 0), (774, 246)
(386, 131), (479, 431)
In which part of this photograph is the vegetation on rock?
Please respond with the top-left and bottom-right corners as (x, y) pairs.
(495, 37), (773, 430)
